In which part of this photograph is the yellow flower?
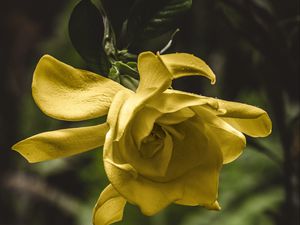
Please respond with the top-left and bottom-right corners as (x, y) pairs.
(12, 52), (272, 225)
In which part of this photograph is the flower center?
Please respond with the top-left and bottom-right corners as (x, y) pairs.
(139, 124), (165, 158)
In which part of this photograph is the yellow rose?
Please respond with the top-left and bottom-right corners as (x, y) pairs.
(12, 52), (272, 225)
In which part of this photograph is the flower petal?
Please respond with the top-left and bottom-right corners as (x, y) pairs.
(104, 160), (179, 216)
(193, 107), (246, 164)
(174, 164), (220, 208)
(114, 52), (215, 141)
(158, 52), (216, 84)
(93, 184), (126, 225)
(156, 108), (195, 125)
(131, 107), (162, 149)
(119, 128), (173, 179)
(32, 55), (125, 121)
(136, 51), (172, 95)
(112, 52), (174, 141)
(12, 123), (109, 163)
(148, 89), (220, 114)
(215, 100), (272, 137)
(160, 116), (222, 181)
(148, 90), (272, 138)
(104, 150), (221, 216)
(106, 90), (135, 141)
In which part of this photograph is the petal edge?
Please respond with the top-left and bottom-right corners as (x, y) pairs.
(32, 55), (125, 121)
(93, 184), (126, 225)
(158, 52), (216, 84)
(12, 123), (109, 163)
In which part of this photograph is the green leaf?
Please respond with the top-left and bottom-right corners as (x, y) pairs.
(101, 0), (135, 43)
(69, 0), (110, 75)
(124, 0), (192, 46)
(120, 75), (139, 91)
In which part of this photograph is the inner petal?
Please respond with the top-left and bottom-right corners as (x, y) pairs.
(119, 125), (173, 179)
(153, 117), (210, 182)
(139, 124), (166, 158)
(130, 107), (162, 149)
(156, 108), (195, 125)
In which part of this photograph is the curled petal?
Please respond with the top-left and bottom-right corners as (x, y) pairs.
(104, 148), (221, 216)
(12, 123), (109, 163)
(174, 165), (221, 208)
(106, 90), (133, 128)
(114, 89), (153, 140)
(137, 51), (172, 95)
(104, 159), (138, 179)
(156, 108), (195, 125)
(112, 52), (174, 139)
(104, 160), (179, 216)
(161, 117), (221, 181)
(114, 52), (215, 141)
(93, 184), (126, 225)
(202, 201), (221, 210)
(118, 51), (174, 134)
(215, 100), (272, 137)
(158, 52), (216, 84)
(32, 55), (125, 121)
(106, 90), (134, 141)
(131, 107), (162, 149)
(132, 129), (173, 179)
(194, 107), (246, 164)
(148, 89), (219, 114)
(149, 89), (272, 138)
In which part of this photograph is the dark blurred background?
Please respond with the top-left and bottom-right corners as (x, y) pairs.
(0, 0), (299, 225)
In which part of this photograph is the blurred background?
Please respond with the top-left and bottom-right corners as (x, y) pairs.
(0, 0), (299, 225)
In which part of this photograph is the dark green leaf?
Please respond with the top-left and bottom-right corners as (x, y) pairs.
(101, 0), (135, 44)
(124, 0), (192, 46)
(69, 0), (110, 74)
(120, 75), (139, 91)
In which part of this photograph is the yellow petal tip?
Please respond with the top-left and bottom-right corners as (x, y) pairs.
(158, 52), (217, 84)
(11, 142), (35, 163)
(210, 75), (216, 85)
(204, 200), (221, 211)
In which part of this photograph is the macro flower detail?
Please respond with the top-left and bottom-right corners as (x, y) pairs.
(12, 51), (272, 225)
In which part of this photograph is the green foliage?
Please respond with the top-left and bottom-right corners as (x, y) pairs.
(217, 0), (299, 101)
(123, 0), (192, 47)
(69, 0), (110, 74)
(69, 0), (192, 61)
(101, 0), (135, 40)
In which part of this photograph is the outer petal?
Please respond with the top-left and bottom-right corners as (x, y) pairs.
(149, 89), (272, 138)
(193, 107), (246, 164)
(104, 151), (221, 216)
(112, 52), (174, 139)
(156, 108), (195, 125)
(12, 123), (109, 163)
(104, 162), (177, 216)
(147, 89), (220, 114)
(174, 164), (221, 208)
(215, 100), (272, 137)
(160, 117), (214, 181)
(106, 90), (134, 142)
(32, 55), (125, 121)
(93, 184), (126, 225)
(136, 52), (172, 95)
(114, 89), (154, 140)
(158, 52), (216, 84)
